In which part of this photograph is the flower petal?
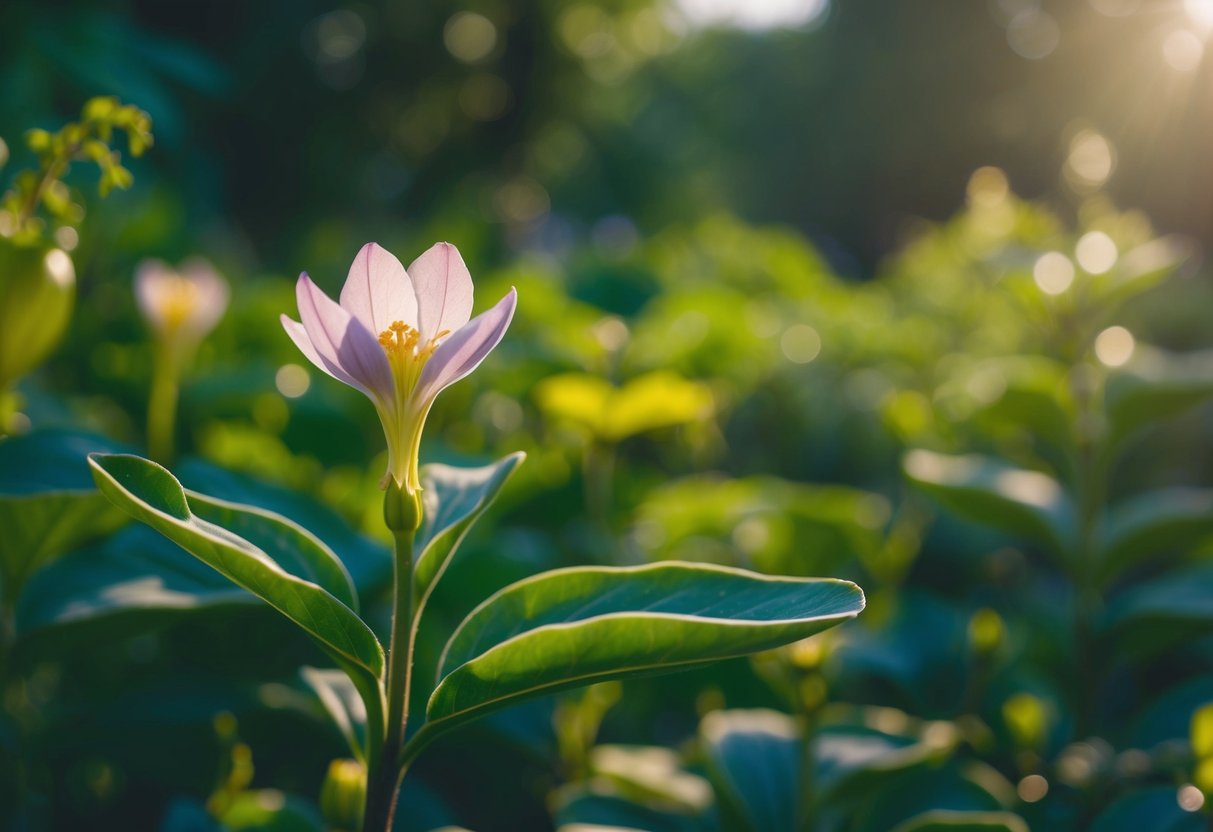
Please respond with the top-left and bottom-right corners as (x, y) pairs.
(133, 259), (174, 331)
(339, 243), (419, 336)
(415, 287), (516, 405)
(179, 257), (229, 338)
(407, 242), (474, 343)
(281, 314), (364, 390)
(296, 274), (394, 399)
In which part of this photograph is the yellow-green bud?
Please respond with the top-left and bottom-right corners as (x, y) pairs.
(384, 479), (423, 533)
(0, 241), (74, 390)
(319, 758), (366, 831)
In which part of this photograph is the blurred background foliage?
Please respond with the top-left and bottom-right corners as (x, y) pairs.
(3, 0), (1213, 829)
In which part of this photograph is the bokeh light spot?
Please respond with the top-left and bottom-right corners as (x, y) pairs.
(1018, 774), (1049, 802)
(1186, 0), (1213, 29)
(1075, 232), (1118, 274)
(444, 12), (498, 63)
(1065, 129), (1115, 189)
(1007, 11), (1060, 60)
(1164, 29), (1204, 71)
(780, 324), (822, 364)
(275, 363), (311, 398)
(1034, 251), (1075, 294)
(1178, 784), (1205, 812)
(1095, 326), (1135, 367)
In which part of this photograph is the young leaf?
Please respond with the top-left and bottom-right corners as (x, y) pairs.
(903, 450), (1073, 560)
(414, 453), (525, 610)
(420, 563), (862, 746)
(88, 453), (383, 679)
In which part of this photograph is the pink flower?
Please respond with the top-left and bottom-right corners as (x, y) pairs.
(135, 257), (229, 346)
(281, 242), (516, 493)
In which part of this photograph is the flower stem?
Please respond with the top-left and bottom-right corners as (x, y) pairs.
(363, 527), (416, 831)
(147, 344), (180, 463)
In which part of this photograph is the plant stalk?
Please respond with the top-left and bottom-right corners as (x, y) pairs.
(147, 344), (181, 463)
(363, 527), (416, 832)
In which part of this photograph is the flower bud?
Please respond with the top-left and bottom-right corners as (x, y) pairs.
(384, 479), (424, 533)
(319, 758), (366, 831)
(0, 240), (74, 390)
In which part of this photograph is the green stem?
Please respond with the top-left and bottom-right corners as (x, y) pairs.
(363, 529), (415, 832)
(1069, 375), (1106, 741)
(147, 345), (181, 463)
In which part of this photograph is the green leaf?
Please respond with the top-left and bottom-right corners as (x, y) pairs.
(0, 430), (129, 597)
(414, 453), (525, 610)
(423, 563), (862, 741)
(699, 709), (802, 832)
(302, 667), (368, 762)
(1104, 346), (1213, 451)
(889, 810), (1029, 832)
(14, 525), (254, 642)
(812, 714), (961, 805)
(177, 459), (389, 601)
(218, 790), (327, 832)
(903, 450), (1073, 559)
(1101, 564), (1213, 655)
(589, 745), (713, 813)
(1089, 786), (1206, 832)
(88, 453), (382, 679)
(1097, 488), (1213, 583)
(551, 783), (707, 832)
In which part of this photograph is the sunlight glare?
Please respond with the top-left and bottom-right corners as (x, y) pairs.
(676, 0), (829, 32)
(1186, 0), (1213, 29)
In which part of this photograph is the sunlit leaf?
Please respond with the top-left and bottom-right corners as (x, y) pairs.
(414, 453), (525, 610)
(425, 563), (862, 740)
(88, 453), (382, 678)
(903, 450), (1073, 559)
(536, 371), (713, 443)
(302, 667), (368, 762)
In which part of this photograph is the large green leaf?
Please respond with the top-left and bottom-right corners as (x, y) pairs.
(421, 563), (862, 744)
(699, 709), (802, 832)
(903, 450), (1073, 559)
(177, 459), (390, 600)
(812, 719), (960, 805)
(0, 429), (129, 596)
(414, 453), (525, 610)
(88, 453), (382, 679)
(1097, 488), (1213, 583)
